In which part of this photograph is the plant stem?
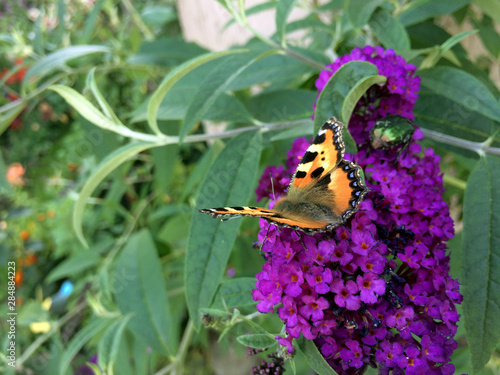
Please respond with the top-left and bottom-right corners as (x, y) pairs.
(175, 321), (195, 370)
(420, 128), (500, 156)
(443, 174), (467, 190)
(153, 321), (195, 375)
(116, 119), (312, 145)
(120, 0), (154, 41)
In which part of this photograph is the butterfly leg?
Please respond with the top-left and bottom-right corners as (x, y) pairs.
(293, 230), (309, 251)
(258, 224), (272, 256)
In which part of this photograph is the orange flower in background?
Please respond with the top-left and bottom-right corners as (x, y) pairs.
(47, 209), (56, 218)
(19, 229), (30, 241)
(0, 58), (27, 84)
(15, 269), (24, 286)
(6, 162), (25, 186)
(19, 254), (37, 267)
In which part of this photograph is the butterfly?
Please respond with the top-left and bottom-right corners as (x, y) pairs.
(199, 117), (369, 234)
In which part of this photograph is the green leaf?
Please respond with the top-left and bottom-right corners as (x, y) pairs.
(128, 37), (206, 67)
(245, 89), (317, 122)
(141, 5), (178, 27)
(369, 8), (410, 51)
(398, 0), (471, 26)
(179, 146), (216, 202)
(211, 277), (257, 309)
(46, 251), (101, 283)
(224, 2), (276, 29)
(313, 61), (385, 153)
(0, 101), (25, 137)
(229, 53), (315, 90)
(23, 45), (109, 88)
(414, 89), (497, 143)
(474, 14), (500, 58)
(341, 75), (387, 128)
(186, 131), (262, 329)
(80, 0), (106, 43)
(86, 68), (123, 126)
(440, 30), (478, 54)
(73, 142), (158, 247)
(419, 67), (500, 123)
(474, 0), (500, 26)
(237, 333), (276, 349)
(147, 49), (245, 136)
(132, 92), (253, 124)
(0, 153), (14, 195)
(276, 0), (298, 45)
(462, 155), (500, 373)
(295, 336), (336, 375)
(347, 0), (384, 28)
(114, 230), (177, 356)
(59, 318), (112, 375)
(180, 50), (275, 141)
(49, 85), (126, 133)
(314, 61), (381, 130)
(33, 10), (43, 55)
(98, 315), (132, 375)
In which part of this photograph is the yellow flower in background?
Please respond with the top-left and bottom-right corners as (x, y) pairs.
(41, 297), (52, 311)
(29, 321), (51, 334)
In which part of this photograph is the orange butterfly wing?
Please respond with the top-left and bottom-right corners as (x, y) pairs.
(290, 117), (344, 189)
(199, 117), (369, 234)
(198, 206), (330, 232)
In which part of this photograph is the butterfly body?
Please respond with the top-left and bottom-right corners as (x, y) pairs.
(199, 117), (368, 234)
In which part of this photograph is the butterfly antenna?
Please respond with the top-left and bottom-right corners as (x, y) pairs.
(270, 172), (277, 202)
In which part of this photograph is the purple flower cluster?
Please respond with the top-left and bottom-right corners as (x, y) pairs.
(249, 350), (286, 375)
(252, 47), (462, 374)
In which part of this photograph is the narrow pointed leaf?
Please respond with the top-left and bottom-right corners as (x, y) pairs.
(59, 318), (112, 375)
(147, 50), (245, 136)
(49, 85), (126, 133)
(23, 45), (109, 87)
(186, 131), (262, 329)
(296, 336), (336, 375)
(73, 142), (158, 247)
(419, 67), (500, 123)
(98, 315), (132, 375)
(474, 0), (500, 26)
(180, 50), (275, 142)
(86, 68), (123, 126)
(462, 155), (500, 373)
(0, 101), (25, 136)
(46, 252), (101, 283)
(114, 230), (177, 356)
(237, 334), (276, 349)
(347, 0), (384, 28)
(369, 8), (410, 50)
(398, 0), (471, 26)
(440, 30), (477, 54)
(276, 0), (298, 45)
